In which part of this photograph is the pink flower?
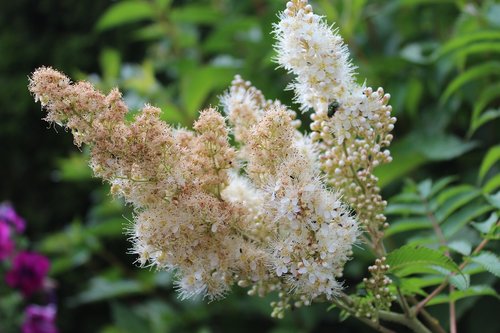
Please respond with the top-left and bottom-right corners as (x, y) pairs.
(0, 202), (26, 233)
(0, 221), (14, 260)
(22, 304), (58, 333)
(6, 251), (50, 297)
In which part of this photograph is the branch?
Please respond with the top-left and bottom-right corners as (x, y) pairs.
(414, 220), (499, 312)
(379, 311), (432, 333)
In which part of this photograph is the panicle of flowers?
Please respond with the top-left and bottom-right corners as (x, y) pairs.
(349, 257), (396, 323)
(27, 0), (403, 313)
(273, 0), (396, 254)
(222, 77), (360, 308)
(29, 68), (359, 307)
(30, 67), (272, 301)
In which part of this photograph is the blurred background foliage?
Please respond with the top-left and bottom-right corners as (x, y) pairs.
(1, 0), (499, 332)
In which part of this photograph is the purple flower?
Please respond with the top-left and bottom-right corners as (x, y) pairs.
(22, 304), (58, 333)
(0, 221), (14, 260)
(5, 251), (50, 297)
(0, 202), (26, 233)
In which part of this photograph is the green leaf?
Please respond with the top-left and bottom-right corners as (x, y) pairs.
(87, 218), (123, 237)
(399, 0), (456, 7)
(471, 212), (498, 234)
(417, 179), (432, 199)
(417, 134), (477, 161)
(111, 302), (150, 333)
(385, 202), (426, 215)
(100, 48), (121, 81)
(487, 191), (500, 209)
(386, 245), (462, 277)
(50, 250), (90, 275)
(470, 82), (500, 125)
(374, 135), (427, 187)
(450, 42), (500, 63)
(171, 5), (221, 24)
(479, 145), (500, 183)
(385, 217), (432, 237)
(469, 108), (500, 137)
(180, 66), (236, 117)
(69, 278), (148, 306)
(155, 0), (172, 10)
(133, 23), (166, 41)
(449, 273), (470, 291)
(483, 173), (500, 194)
(441, 62), (500, 104)
(429, 176), (457, 198)
(434, 186), (481, 222)
(435, 31), (500, 59)
(57, 153), (93, 181)
(448, 240), (472, 256)
(442, 204), (494, 238)
(470, 252), (500, 277)
(96, 1), (154, 31)
(427, 285), (499, 306)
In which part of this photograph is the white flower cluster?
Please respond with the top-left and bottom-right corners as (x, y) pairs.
(30, 0), (396, 316)
(221, 77), (359, 302)
(274, 0), (396, 253)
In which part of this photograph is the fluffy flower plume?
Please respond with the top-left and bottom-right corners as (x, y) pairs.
(274, 0), (396, 253)
(27, 0), (399, 315)
(29, 65), (358, 308)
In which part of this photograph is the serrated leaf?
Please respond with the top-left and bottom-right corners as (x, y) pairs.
(469, 108), (500, 137)
(469, 82), (500, 130)
(417, 179), (432, 199)
(471, 212), (498, 234)
(417, 134), (477, 161)
(389, 191), (421, 204)
(435, 186), (481, 222)
(435, 31), (500, 59)
(429, 176), (457, 198)
(386, 245), (462, 277)
(449, 273), (470, 291)
(436, 185), (475, 205)
(479, 145), (500, 183)
(483, 172), (500, 194)
(442, 204), (494, 238)
(471, 252), (500, 277)
(427, 285), (499, 306)
(486, 191), (500, 209)
(385, 202), (426, 215)
(96, 1), (154, 31)
(441, 62), (500, 104)
(451, 42), (500, 63)
(385, 217), (432, 237)
(448, 240), (472, 256)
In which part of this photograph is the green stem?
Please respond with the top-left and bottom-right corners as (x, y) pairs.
(332, 300), (396, 333)
(408, 296), (447, 333)
(379, 311), (432, 333)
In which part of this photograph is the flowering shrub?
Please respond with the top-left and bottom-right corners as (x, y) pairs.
(28, 0), (499, 332)
(0, 203), (58, 333)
